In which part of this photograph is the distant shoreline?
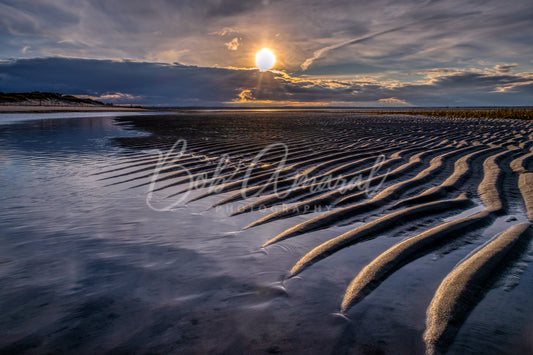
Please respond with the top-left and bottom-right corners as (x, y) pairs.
(0, 105), (146, 113)
(1, 105), (532, 121)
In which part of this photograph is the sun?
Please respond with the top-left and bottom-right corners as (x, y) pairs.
(255, 48), (276, 71)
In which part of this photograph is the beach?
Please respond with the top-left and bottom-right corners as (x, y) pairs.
(0, 111), (532, 354)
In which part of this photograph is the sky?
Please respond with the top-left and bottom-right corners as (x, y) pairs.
(0, 0), (532, 106)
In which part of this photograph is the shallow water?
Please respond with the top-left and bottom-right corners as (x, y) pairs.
(0, 113), (532, 354)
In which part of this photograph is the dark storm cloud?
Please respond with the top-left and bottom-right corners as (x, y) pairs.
(1, 57), (531, 106)
(0, 57), (256, 105)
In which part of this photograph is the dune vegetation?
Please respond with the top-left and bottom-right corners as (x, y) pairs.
(372, 107), (533, 120)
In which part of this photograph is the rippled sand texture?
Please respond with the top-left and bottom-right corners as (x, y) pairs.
(100, 112), (533, 354)
(3, 112), (532, 354)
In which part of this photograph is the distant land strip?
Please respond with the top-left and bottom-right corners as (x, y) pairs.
(0, 92), (145, 112)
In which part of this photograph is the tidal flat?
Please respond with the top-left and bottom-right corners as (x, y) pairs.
(1, 111), (532, 354)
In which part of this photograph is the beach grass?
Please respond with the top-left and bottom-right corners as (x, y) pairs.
(371, 108), (533, 121)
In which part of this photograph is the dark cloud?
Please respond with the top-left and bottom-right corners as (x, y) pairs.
(1, 57), (531, 106)
(0, 58), (250, 105)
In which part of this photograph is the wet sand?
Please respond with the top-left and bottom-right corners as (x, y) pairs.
(1, 112), (532, 354)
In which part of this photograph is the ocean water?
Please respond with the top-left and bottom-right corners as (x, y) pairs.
(0, 112), (532, 354)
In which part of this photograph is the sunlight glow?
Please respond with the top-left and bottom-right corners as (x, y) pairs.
(255, 48), (276, 71)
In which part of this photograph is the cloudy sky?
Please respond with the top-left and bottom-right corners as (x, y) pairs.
(1, 0), (532, 106)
